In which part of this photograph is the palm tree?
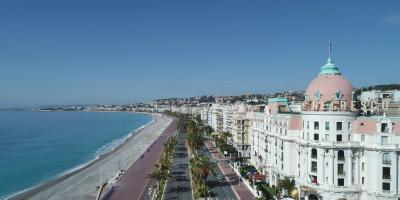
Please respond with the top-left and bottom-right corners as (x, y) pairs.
(148, 168), (169, 195)
(164, 137), (176, 156)
(204, 125), (213, 135)
(148, 168), (168, 181)
(221, 131), (232, 143)
(186, 130), (204, 156)
(158, 156), (171, 171)
(278, 177), (295, 197)
(190, 154), (216, 197)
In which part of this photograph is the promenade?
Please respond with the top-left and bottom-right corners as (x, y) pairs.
(205, 140), (256, 200)
(106, 118), (177, 200)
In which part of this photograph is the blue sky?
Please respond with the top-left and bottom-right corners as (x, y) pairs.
(0, 1), (399, 108)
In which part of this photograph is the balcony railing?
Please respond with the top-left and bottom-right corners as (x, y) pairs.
(383, 159), (391, 165)
(383, 175), (391, 180)
(311, 167), (317, 173)
(311, 154), (317, 159)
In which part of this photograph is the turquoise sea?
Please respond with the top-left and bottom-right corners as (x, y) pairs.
(0, 111), (152, 199)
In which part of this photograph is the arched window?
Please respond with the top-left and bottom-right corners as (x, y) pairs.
(311, 148), (317, 159)
(338, 150), (345, 161)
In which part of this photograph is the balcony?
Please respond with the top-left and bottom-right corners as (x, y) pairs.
(311, 153), (317, 159)
(311, 167), (317, 173)
(383, 175), (391, 180)
(310, 175), (318, 184)
(383, 159), (391, 165)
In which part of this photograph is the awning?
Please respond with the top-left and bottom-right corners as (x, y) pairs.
(252, 174), (266, 180)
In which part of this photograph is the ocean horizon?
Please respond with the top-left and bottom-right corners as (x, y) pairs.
(0, 111), (152, 199)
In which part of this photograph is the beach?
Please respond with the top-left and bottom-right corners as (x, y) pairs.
(11, 112), (173, 200)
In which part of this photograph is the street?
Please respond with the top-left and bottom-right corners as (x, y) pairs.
(164, 129), (193, 200)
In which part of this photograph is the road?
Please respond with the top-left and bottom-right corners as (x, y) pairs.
(163, 129), (193, 200)
(205, 139), (256, 200)
(200, 145), (238, 200)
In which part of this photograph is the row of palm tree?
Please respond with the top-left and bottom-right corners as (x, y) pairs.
(163, 112), (216, 198)
(189, 153), (215, 198)
(182, 115), (217, 198)
(148, 136), (178, 200)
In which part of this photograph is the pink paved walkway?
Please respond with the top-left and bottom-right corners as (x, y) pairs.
(107, 118), (177, 200)
(205, 140), (256, 200)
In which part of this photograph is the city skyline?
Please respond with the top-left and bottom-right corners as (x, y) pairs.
(1, 1), (400, 108)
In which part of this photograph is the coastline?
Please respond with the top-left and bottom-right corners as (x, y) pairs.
(9, 112), (172, 200)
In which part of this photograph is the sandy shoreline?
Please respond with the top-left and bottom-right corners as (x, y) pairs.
(10, 112), (173, 200)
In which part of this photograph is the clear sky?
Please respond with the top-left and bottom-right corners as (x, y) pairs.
(1, 1), (399, 108)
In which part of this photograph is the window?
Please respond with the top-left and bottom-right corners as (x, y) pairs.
(307, 121), (309, 129)
(338, 164), (344, 175)
(314, 121), (319, 130)
(311, 175), (318, 184)
(383, 167), (391, 179)
(383, 182), (390, 191)
(348, 122), (352, 131)
(381, 123), (388, 133)
(383, 153), (391, 164)
(311, 148), (317, 159)
(362, 177), (365, 185)
(338, 150), (345, 161)
(381, 136), (388, 145)
(336, 122), (342, 131)
(361, 135), (365, 142)
(314, 133), (319, 141)
(337, 134), (343, 142)
(311, 161), (317, 172)
(338, 178), (344, 186)
(362, 162), (365, 171)
(325, 134), (329, 141)
(325, 122), (330, 131)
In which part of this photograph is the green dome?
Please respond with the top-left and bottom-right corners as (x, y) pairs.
(320, 57), (341, 75)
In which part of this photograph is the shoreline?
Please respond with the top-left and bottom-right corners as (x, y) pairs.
(9, 112), (172, 200)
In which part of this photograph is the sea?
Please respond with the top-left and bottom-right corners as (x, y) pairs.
(0, 111), (153, 199)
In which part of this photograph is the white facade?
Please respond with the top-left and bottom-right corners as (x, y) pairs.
(250, 99), (400, 200)
(361, 90), (400, 103)
(249, 53), (400, 200)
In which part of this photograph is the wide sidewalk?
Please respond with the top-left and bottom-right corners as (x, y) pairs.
(205, 140), (256, 200)
(106, 118), (177, 200)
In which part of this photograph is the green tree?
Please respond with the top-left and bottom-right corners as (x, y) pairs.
(190, 154), (216, 198)
(278, 177), (295, 197)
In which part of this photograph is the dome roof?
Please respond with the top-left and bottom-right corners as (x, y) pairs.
(305, 43), (353, 102)
(306, 74), (353, 102)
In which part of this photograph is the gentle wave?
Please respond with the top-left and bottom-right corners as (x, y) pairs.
(93, 118), (155, 158)
(2, 116), (156, 200)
